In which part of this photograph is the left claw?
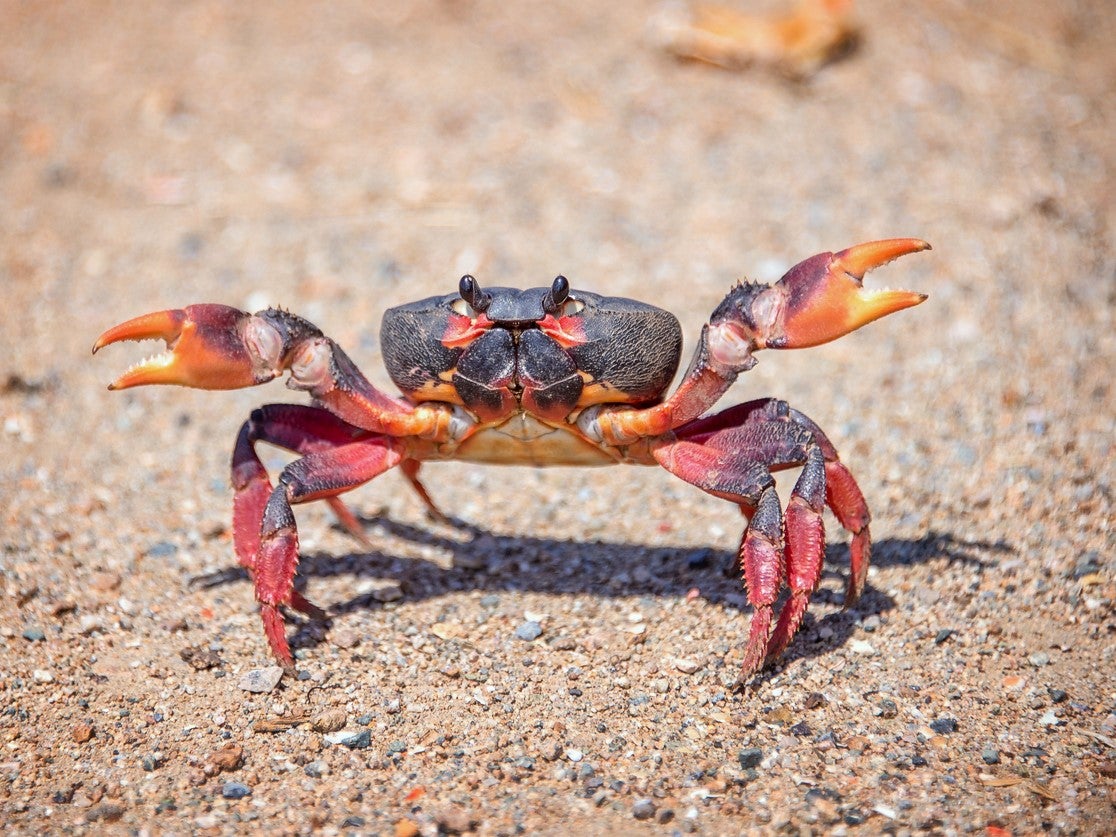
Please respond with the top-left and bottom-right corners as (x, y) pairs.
(92, 304), (285, 391)
(707, 238), (929, 369)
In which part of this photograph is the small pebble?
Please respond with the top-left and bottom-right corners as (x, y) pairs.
(32, 669), (54, 683)
(311, 709), (347, 732)
(304, 761), (328, 778)
(804, 692), (827, 710)
(566, 748), (583, 762)
(72, 723), (93, 743)
(22, 627), (45, 642)
(790, 721), (812, 737)
(147, 541), (178, 558)
(221, 781), (251, 800)
(180, 646), (222, 671)
(1073, 551), (1101, 579)
(79, 614), (106, 635)
(238, 666), (284, 693)
(674, 658), (700, 674)
(930, 718), (958, 734)
(844, 808), (866, 826)
(850, 639), (877, 656)
(325, 729), (372, 750)
(738, 747), (763, 769)
(877, 699), (899, 719)
(632, 798), (657, 820)
(982, 746), (1001, 764)
(208, 744), (243, 773)
(1029, 651), (1050, 667)
(515, 621), (543, 641)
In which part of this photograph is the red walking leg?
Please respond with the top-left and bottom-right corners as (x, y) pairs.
(253, 437), (405, 667)
(230, 404), (369, 575)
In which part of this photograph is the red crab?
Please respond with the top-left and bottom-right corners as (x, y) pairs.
(94, 238), (928, 675)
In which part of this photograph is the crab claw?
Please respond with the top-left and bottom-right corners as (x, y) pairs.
(92, 303), (283, 391)
(707, 238), (929, 373)
(770, 238), (930, 349)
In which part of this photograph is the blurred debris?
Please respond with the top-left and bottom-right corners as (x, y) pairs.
(2, 373), (54, 395)
(653, 0), (858, 78)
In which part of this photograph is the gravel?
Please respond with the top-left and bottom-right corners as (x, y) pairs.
(220, 782), (252, 800)
(514, 620), (543, 641)
(237, 666), (285, 693)
(2, 1), (1114, 834)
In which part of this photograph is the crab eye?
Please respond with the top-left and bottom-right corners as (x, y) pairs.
(458, 274), (491, 313)
(458, 274), (478, 305)
(551, 275), (569, 305)
(544, 275), (570, 313)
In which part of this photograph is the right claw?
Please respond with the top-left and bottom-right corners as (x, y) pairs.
(706, 238), (929, 371)
(93, 304), (284, 391)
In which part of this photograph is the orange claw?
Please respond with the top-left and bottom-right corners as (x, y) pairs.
(92, 303), (278, 390)
(772, 238), (930, 349)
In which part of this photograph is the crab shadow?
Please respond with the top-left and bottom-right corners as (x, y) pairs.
(193, 517), (1008, 672)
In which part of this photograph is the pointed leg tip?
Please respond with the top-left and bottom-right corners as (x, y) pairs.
(739, 653), (765, 679)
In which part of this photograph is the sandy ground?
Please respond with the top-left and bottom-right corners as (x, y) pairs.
(1, 1), (1114, 834)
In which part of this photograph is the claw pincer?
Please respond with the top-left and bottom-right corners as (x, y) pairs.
(707, 238), (929, 368)
(771, 238), (930, 348)
(92, 303), (285, 390)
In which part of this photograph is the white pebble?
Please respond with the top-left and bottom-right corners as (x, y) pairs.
(674, 658), (701, 674)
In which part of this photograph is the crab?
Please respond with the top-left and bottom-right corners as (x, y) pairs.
(93, 238), (929, 675)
